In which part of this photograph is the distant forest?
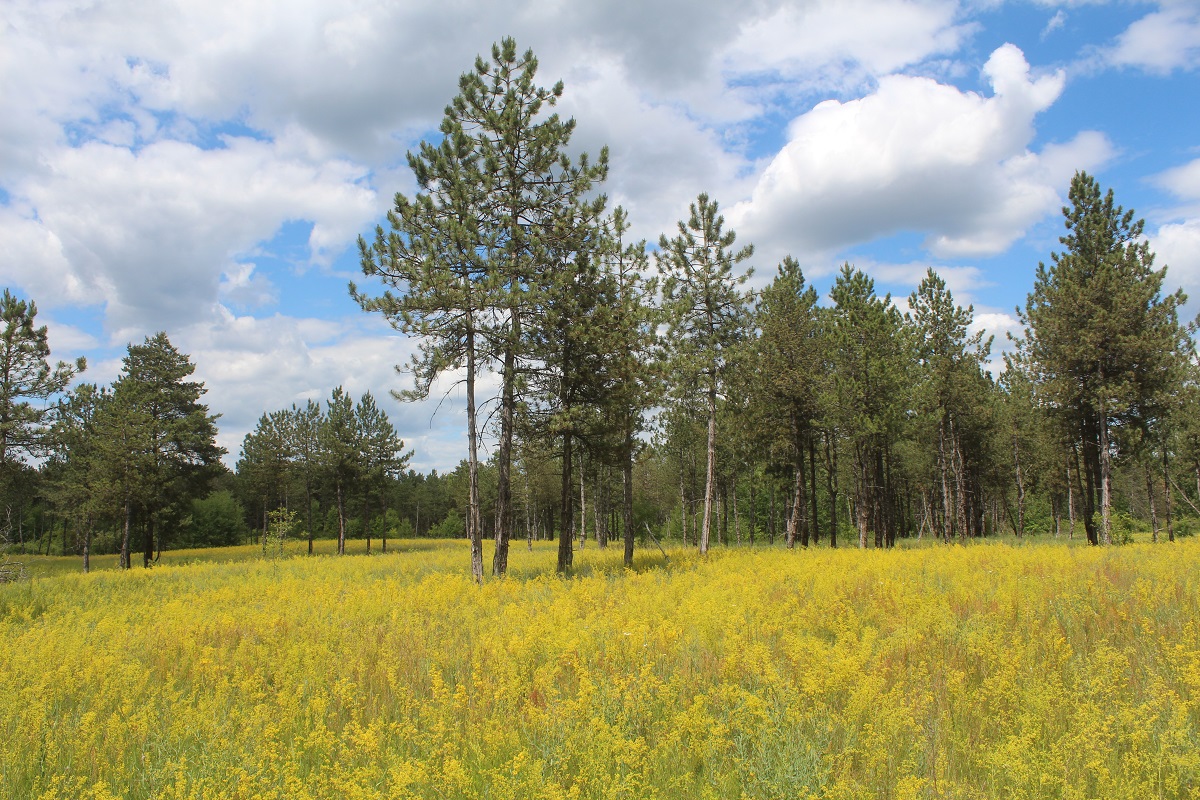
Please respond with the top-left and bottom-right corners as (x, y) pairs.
(2, 39), (1195, 579)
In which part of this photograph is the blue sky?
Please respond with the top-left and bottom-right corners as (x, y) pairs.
(2, 0), (1198, 473)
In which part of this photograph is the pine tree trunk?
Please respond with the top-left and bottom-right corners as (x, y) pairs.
(83, 518), (91, 574)
(701, 379), (717, 555)
(732, 470), (740, 545)
(336, 481), (346, 555)
(306, 482), (314, 556)
(1099, 404), (1113, 545)
(1079, 431), (1099, 545)
(143, 512), (155, 568)
(856, 444), (869, 549)
(1163, 448), (1175, 543)
(120, 497), (131, 569)
(558, 432), (574, 573)
(623, 422), (635, 568)
(748, 474), (757, 547)
(381, 491), (389, 553)
(525, 464), (535, 553)
(808, 434), (820, 546)
(466, 328), (483, 583)
(1012, 428), (1026, 538)
(825, 429), (839, 549)
(938, 415), (952, 540)
(595, 470), (607, 548)
(492, 332), (513, 578)
(363, 489), (372, 555)
(768, 481), (776, 545)
(1146, 462), (1159, 543)
(1052, 493), (1061, 538)
(578, 462), (586, 549)
(788, 465), (804, 549)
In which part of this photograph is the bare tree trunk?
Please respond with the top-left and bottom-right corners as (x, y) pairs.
(1012, 428), (1026, 538)
(1067, 462), (1076, 540)
(679, 465), (688, 547)
(595, 470), (607, 548)
(1145, 462), (1159, 543)
(715, 479), (724, 546)
(364, 489), (373, 555)
(1099, 403), (1113, 545)
(578, 461), (586, 549)
(768, 481), (776, 545)
(623, 422), (635, 568)
(1163, 448), (1174, 543)
(1052, 493), (1061, 539)
(701, 380), (717, 555)
(493, 336), (516, 577)
(825, 429), (839, 549)
(83, 518), (91, 574)
(525, 463), (534, 552)
(808, 435), (820, 546)
(732, 470), (740, 545)
(336, 482), (346, 555)
(786, 464), (800, 549)
(938, 415), (952, 540)
(120, 497), (131, 569)
(144, 512), (155, 568)
(558, 432), (574, 573)
(856, 446), (870, 549)
(1080, 424), (1100, 545)
(748, 472), (757, 546)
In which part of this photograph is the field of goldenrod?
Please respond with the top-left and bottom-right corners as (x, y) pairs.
(2, 538), (1198, 799)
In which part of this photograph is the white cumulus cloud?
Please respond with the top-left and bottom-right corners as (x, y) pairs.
(731, 44), (1113, 269)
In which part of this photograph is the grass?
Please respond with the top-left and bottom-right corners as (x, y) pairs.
(2, 536), (1198, 798)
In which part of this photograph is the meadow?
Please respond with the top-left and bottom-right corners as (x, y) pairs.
(1, 536), (1198, 799)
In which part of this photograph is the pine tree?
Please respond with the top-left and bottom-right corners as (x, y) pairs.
(752, 256), (823, 548)
(286, 400), (324, 555)
(236, 410), (294, 540)
(320, 386), (359, 556)
(600, 208), (660, 568)
(355, 391), (410, 554)
(1015, 172), (1191, 545)
(109, 333), (223, 567)
(829, 265), (911, 548)
(0, 290), (85, 493)
(45, 383), (106, 572)
(909, 269), (993, 540)
(659, 193), (753, 555)
(357, 37), (607, 579)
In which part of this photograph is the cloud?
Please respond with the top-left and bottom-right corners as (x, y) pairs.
(730, 44), (1113, 269)
(171, 308), (476, 472)
(1149, 156), (1200, 319)
(1153, 157), (1200, 202)
(1042, 10), (1067, 39)
(0, 136), (376, 334)
(1108, 2), (1200, 73)
(723, 0), (972, 93)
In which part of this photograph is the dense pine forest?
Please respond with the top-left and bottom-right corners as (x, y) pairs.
(1, 39), (1195, 580)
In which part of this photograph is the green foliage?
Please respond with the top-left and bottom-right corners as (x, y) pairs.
(1014, 171), (1191, 546)
(263, 507), (296, 559)
(188, 490), (247, 548)
(0, 289), (85, 493)
(429, 507), (465, 539)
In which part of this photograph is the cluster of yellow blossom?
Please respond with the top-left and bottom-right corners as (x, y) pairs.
(1, 538), (1197, 798)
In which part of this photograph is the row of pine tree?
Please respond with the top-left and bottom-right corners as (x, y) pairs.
(1, 39), (1194, 578)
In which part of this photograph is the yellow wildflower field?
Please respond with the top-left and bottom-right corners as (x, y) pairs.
(1, 539), (1198, 799)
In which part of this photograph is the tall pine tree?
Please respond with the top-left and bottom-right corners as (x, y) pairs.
(659, 194), (753, 555)
(1015, 172), (1190, 545)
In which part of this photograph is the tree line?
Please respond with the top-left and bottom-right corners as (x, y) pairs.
(2, 39), (1195, 579)
(355, 38), (1197, 579)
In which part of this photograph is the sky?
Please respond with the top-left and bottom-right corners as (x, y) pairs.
(2, 0), (1199, 474)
